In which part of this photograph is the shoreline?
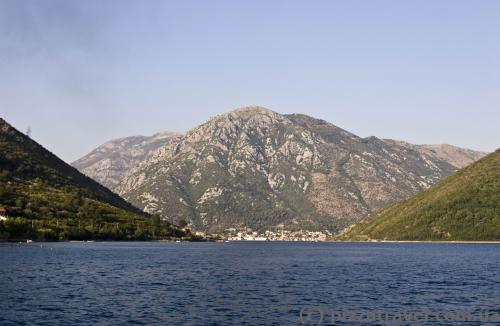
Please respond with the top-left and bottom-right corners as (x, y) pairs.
(0, 239), (209, 244)
(3, 239), (500, 244)
(332, 240), (500, 244)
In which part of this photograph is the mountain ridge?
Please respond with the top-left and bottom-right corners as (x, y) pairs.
(383, 139), (486, 169)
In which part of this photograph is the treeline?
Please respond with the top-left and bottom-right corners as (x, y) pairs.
(0, 182), (202, 241)
(0, 215), (201, 242)
(0, 179), (139, 220)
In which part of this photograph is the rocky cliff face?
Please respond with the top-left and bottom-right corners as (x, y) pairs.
(72, 131), (179, 190)
(113, 107), (485, 234)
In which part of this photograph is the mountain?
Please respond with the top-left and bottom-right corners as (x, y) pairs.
(0, 118), (194, 241)
(72, 131), (179, 189)
(114, 106), (485, 234)
(383, 139), (486, 169)
(340, 149), (500, 241)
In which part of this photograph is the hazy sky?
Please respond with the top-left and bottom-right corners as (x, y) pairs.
(1, 0), (499, 162)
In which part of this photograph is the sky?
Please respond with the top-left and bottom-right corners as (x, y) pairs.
(1, 0), (499, 162)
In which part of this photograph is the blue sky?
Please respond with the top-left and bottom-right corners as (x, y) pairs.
(1, 0), (499, 162)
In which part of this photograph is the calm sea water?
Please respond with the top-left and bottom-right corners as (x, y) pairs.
(1, 242), (500, 325)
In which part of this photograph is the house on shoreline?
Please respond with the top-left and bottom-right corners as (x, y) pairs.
(0, 206), (7, 221)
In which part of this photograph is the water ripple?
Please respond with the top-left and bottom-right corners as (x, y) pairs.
(1, 242), (500, 325)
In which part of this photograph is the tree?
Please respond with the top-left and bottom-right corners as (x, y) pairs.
(178, 219), (188, 229)
(4, 217), (30, 239)
(151, 215), (161, 238)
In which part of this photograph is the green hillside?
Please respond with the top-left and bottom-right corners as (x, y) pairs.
(341, 149), (500, 241)
(0, 118), (196, 241)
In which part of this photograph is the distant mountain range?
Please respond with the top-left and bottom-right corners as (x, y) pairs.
(0, 118), (193, 241)
(341, 149), (500, 241)
(73, 131), (180, 189)
(382, 139), (486, 169)
(74, 107), (486, 234)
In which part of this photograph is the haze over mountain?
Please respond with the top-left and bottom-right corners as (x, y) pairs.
(72, 131), (180, 189)
(341, 149), (500, 241)
(102, 107), (486, 234)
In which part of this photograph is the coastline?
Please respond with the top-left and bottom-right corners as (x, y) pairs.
(4, 238), (500, 244)
(332, 240), (500, 244)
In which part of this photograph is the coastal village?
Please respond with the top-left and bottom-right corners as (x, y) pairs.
(221, 228), (330, 242)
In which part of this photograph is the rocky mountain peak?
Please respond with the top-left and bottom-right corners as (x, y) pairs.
(203, 106), (284, 131)
(151, 131), (181, 140)
(223, 105), (277, 117)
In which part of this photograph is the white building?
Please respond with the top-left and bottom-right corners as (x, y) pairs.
(0, 207), (6, 221)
